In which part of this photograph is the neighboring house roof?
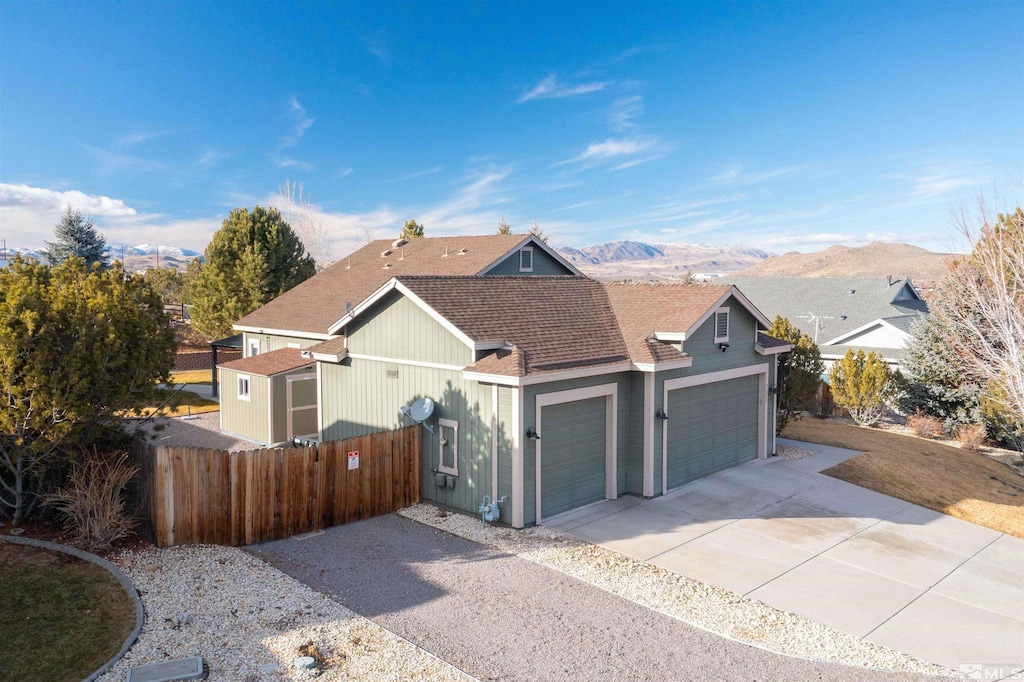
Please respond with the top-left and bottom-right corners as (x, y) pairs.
(603, 283), (735, 366)
(720, 277), (929, 349)
(218, 348), (314, 377)
(234, 234), (572, 337)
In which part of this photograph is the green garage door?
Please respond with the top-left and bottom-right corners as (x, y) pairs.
(541, 396), (607, 519)
(665, 375), (759, 490)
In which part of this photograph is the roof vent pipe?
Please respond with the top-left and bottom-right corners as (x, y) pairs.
(443, 245), (449, 257)
(345, 302), (352, 314)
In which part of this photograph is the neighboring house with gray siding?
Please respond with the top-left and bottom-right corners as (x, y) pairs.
(721, 277), (929, 368)
(220, 234), (791, 527)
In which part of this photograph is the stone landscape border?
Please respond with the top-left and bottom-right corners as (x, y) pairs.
(0, 534), (145, 682)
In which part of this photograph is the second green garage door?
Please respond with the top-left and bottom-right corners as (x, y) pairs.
(540, 396), (607, 519)
(665, 375), (759, 490)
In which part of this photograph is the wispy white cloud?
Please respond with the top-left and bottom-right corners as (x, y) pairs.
(363, 31), (390, 65)
(280, 97), (314, 149)
(198, 150), (231, 167)
(539, 181), (584, 192)
(82, 145), (167, 175)
(554, 136), (661, 168)
(116, 127), (193, 147)
(390, 166), (443, 183)
(335, 167), (353, 179)
(613, 44), (677, 63)
(276, 158), (314, 170)
(517, 74), (609, 103)
(707, 165), (802, 186)
(609, 96), (643, 132)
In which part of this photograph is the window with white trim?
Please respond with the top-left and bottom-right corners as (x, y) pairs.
(237, 374), (251, 401)
(438, 418), (458, 475)
(249, 338), (261, 357)
(714, 307), (730, 343)
(519, 247), (534, 272)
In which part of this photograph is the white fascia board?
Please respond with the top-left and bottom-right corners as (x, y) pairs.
(652, 332), (687, 342)
(232, 324), (337, 341)
(823, 318), (909, 347)
(632, 358), (694, 373)
(755, 342), (795, 356)
(310, 348), (349, 363)
(474, 340), (507, 351)
(327, 278), (478, 352)
(476, 235), (585, 277)
(464, 361), (635, 387)
(683, 287), (771, 340)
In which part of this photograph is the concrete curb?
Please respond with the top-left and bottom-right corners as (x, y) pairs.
(0, 534), (145, 681)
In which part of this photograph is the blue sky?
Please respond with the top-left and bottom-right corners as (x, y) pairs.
(1, 1), (1021, 258)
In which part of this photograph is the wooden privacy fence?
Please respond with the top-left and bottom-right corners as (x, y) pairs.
(134, 426), (421, 548)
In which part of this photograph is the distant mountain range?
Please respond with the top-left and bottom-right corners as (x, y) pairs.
(0, 243), (202, 271)
(557, 240), (774, 281)
(734, 242), (954, 283)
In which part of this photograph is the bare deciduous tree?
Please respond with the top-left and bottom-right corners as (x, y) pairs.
(274, 180), (332, 268)
(938, 200), (1024, 425)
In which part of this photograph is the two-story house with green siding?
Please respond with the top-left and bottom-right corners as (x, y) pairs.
(217, 234), (792, 527)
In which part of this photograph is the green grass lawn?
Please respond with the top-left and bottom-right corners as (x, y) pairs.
(0, 543), (135, 682)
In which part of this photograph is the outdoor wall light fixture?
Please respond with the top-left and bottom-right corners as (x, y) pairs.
(526, 426), (541, 441)
(719, 343), (730, 352)
(655, 408), (669, 420)
(769, 385), (780, 395)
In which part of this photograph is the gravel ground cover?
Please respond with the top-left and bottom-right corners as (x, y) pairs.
(398, 504), (953, 679)
(250, 514), (950, 682)
(97, 544), (468, 681)
(776, 442), (821, 460)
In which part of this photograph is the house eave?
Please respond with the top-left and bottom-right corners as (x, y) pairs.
(233, 324), (337, 341)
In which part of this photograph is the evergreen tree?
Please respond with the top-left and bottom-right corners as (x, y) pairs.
(900, 314), (983, 429)
(401, 219), (425, 239)
(189, 206), (316, 337)
(43, 206), (109, 268)
(828, 349), (896, 426)
(768, 316), (824, 434)
(0, 257), (176, 524)
(528, 221), (548, 243)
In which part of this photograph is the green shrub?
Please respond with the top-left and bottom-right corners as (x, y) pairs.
(828, 349), (896, 427)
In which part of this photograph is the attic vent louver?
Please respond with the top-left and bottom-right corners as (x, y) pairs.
(393, 238), (408, 248)
(456, 248), (468, 255)
(383, 262), (392, 269)
(381, 249), (393, 257)
(848, 289), (856, 294)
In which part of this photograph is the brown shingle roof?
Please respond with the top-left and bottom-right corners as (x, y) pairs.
(756, 332), (794, 350)
(218, 348), (314, 377)
(394, 276), (630, 377)
(603, 283), (732, 364)
(235, 234), (540, 335)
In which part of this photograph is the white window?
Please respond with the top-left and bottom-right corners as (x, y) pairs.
(714, 307), (730, 343)
(237, 374), (251, 401)
(249, 338), (261, 357)
(438, 418), (458, 476)
(519, 247), (534, 272)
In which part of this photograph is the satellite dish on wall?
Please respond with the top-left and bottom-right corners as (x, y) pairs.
(400, 398), (435, 433)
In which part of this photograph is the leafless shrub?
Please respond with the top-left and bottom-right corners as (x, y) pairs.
(955, 424), (987, 452)
(907, 411), (944, 439)
(47, 450), (137, 551)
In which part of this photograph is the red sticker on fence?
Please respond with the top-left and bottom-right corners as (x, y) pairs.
(348, 451), (359, 470)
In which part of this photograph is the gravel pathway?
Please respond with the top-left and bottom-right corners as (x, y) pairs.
(97, 544), (468, 681)
(247, 514), (951, 682)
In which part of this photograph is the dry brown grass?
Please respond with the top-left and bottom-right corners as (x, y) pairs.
(783, 418), (1024, 539)
(169, 369), (213, 385)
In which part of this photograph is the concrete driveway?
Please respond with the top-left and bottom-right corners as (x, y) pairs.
(548, 440), (1024, 673)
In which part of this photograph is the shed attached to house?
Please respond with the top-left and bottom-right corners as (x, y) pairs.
(218, 348), (317, 447)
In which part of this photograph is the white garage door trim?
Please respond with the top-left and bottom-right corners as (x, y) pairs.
(661, 365), (767, 496)
(535, 382), (618, 524)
